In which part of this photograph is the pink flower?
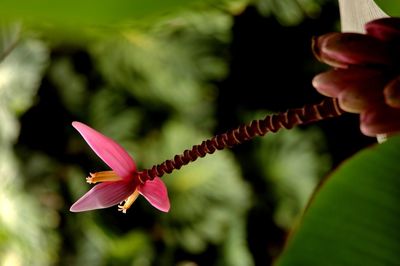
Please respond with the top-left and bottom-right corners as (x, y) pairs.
(70, 121), (170, 213)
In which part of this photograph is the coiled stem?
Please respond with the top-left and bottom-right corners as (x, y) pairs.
(138, 98), (344, 182)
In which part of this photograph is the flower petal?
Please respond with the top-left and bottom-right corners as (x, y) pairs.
(138, 177), (170, 212)
(70, 181), (135, 212)
(72, 121), (136, 180)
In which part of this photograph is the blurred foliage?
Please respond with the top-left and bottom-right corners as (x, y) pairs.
(255, 127), (330, 229)
(253, 0), (326, 25)
(0, 24), (58, 265)
(139, 120), (253, 265)
(89, 9), (230, 128)
(0, 0), (344, 265)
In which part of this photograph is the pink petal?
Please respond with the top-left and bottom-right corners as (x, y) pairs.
(138, 177), (170, 212)
(72, 121), (136, 180)
(70, 181), (135, 212)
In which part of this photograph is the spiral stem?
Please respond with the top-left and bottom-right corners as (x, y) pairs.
(138, 98), (344, 182)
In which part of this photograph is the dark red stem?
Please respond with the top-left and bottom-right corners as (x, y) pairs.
(138, 98), (344, 182)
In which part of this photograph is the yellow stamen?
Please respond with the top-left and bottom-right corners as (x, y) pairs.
(86, 171), (122, 184)
(118, 190), (140, 213)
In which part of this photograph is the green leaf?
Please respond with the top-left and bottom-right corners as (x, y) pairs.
(0, 0), (205, 26)
(0, 23), (20, 62)
(276, 135), (400, 266)
(374, 0), (400, 17)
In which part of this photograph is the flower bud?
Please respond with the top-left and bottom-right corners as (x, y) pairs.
(360, 104), (400, 136)
(312, 68), (386, 98)
(312, 32), (393, 68)
(365, 17), (400, 42)
(338, 80), (384, 113)
(384, 76), (400, 108)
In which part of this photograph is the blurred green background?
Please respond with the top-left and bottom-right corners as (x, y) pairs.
(0, 0), (375, 265)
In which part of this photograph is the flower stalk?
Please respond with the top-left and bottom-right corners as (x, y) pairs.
(138, 98), (344, 182)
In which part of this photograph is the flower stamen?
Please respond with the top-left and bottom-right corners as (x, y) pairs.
(86, 171), (122, 184)
(118, 190), (140, 213)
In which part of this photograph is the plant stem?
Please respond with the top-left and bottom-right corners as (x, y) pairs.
(138, 98), (344, 182)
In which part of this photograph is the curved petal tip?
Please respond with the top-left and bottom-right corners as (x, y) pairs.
(71, 121), (136, 180)
(139, 177), (170, 212)
(70, 181), (135, 212)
